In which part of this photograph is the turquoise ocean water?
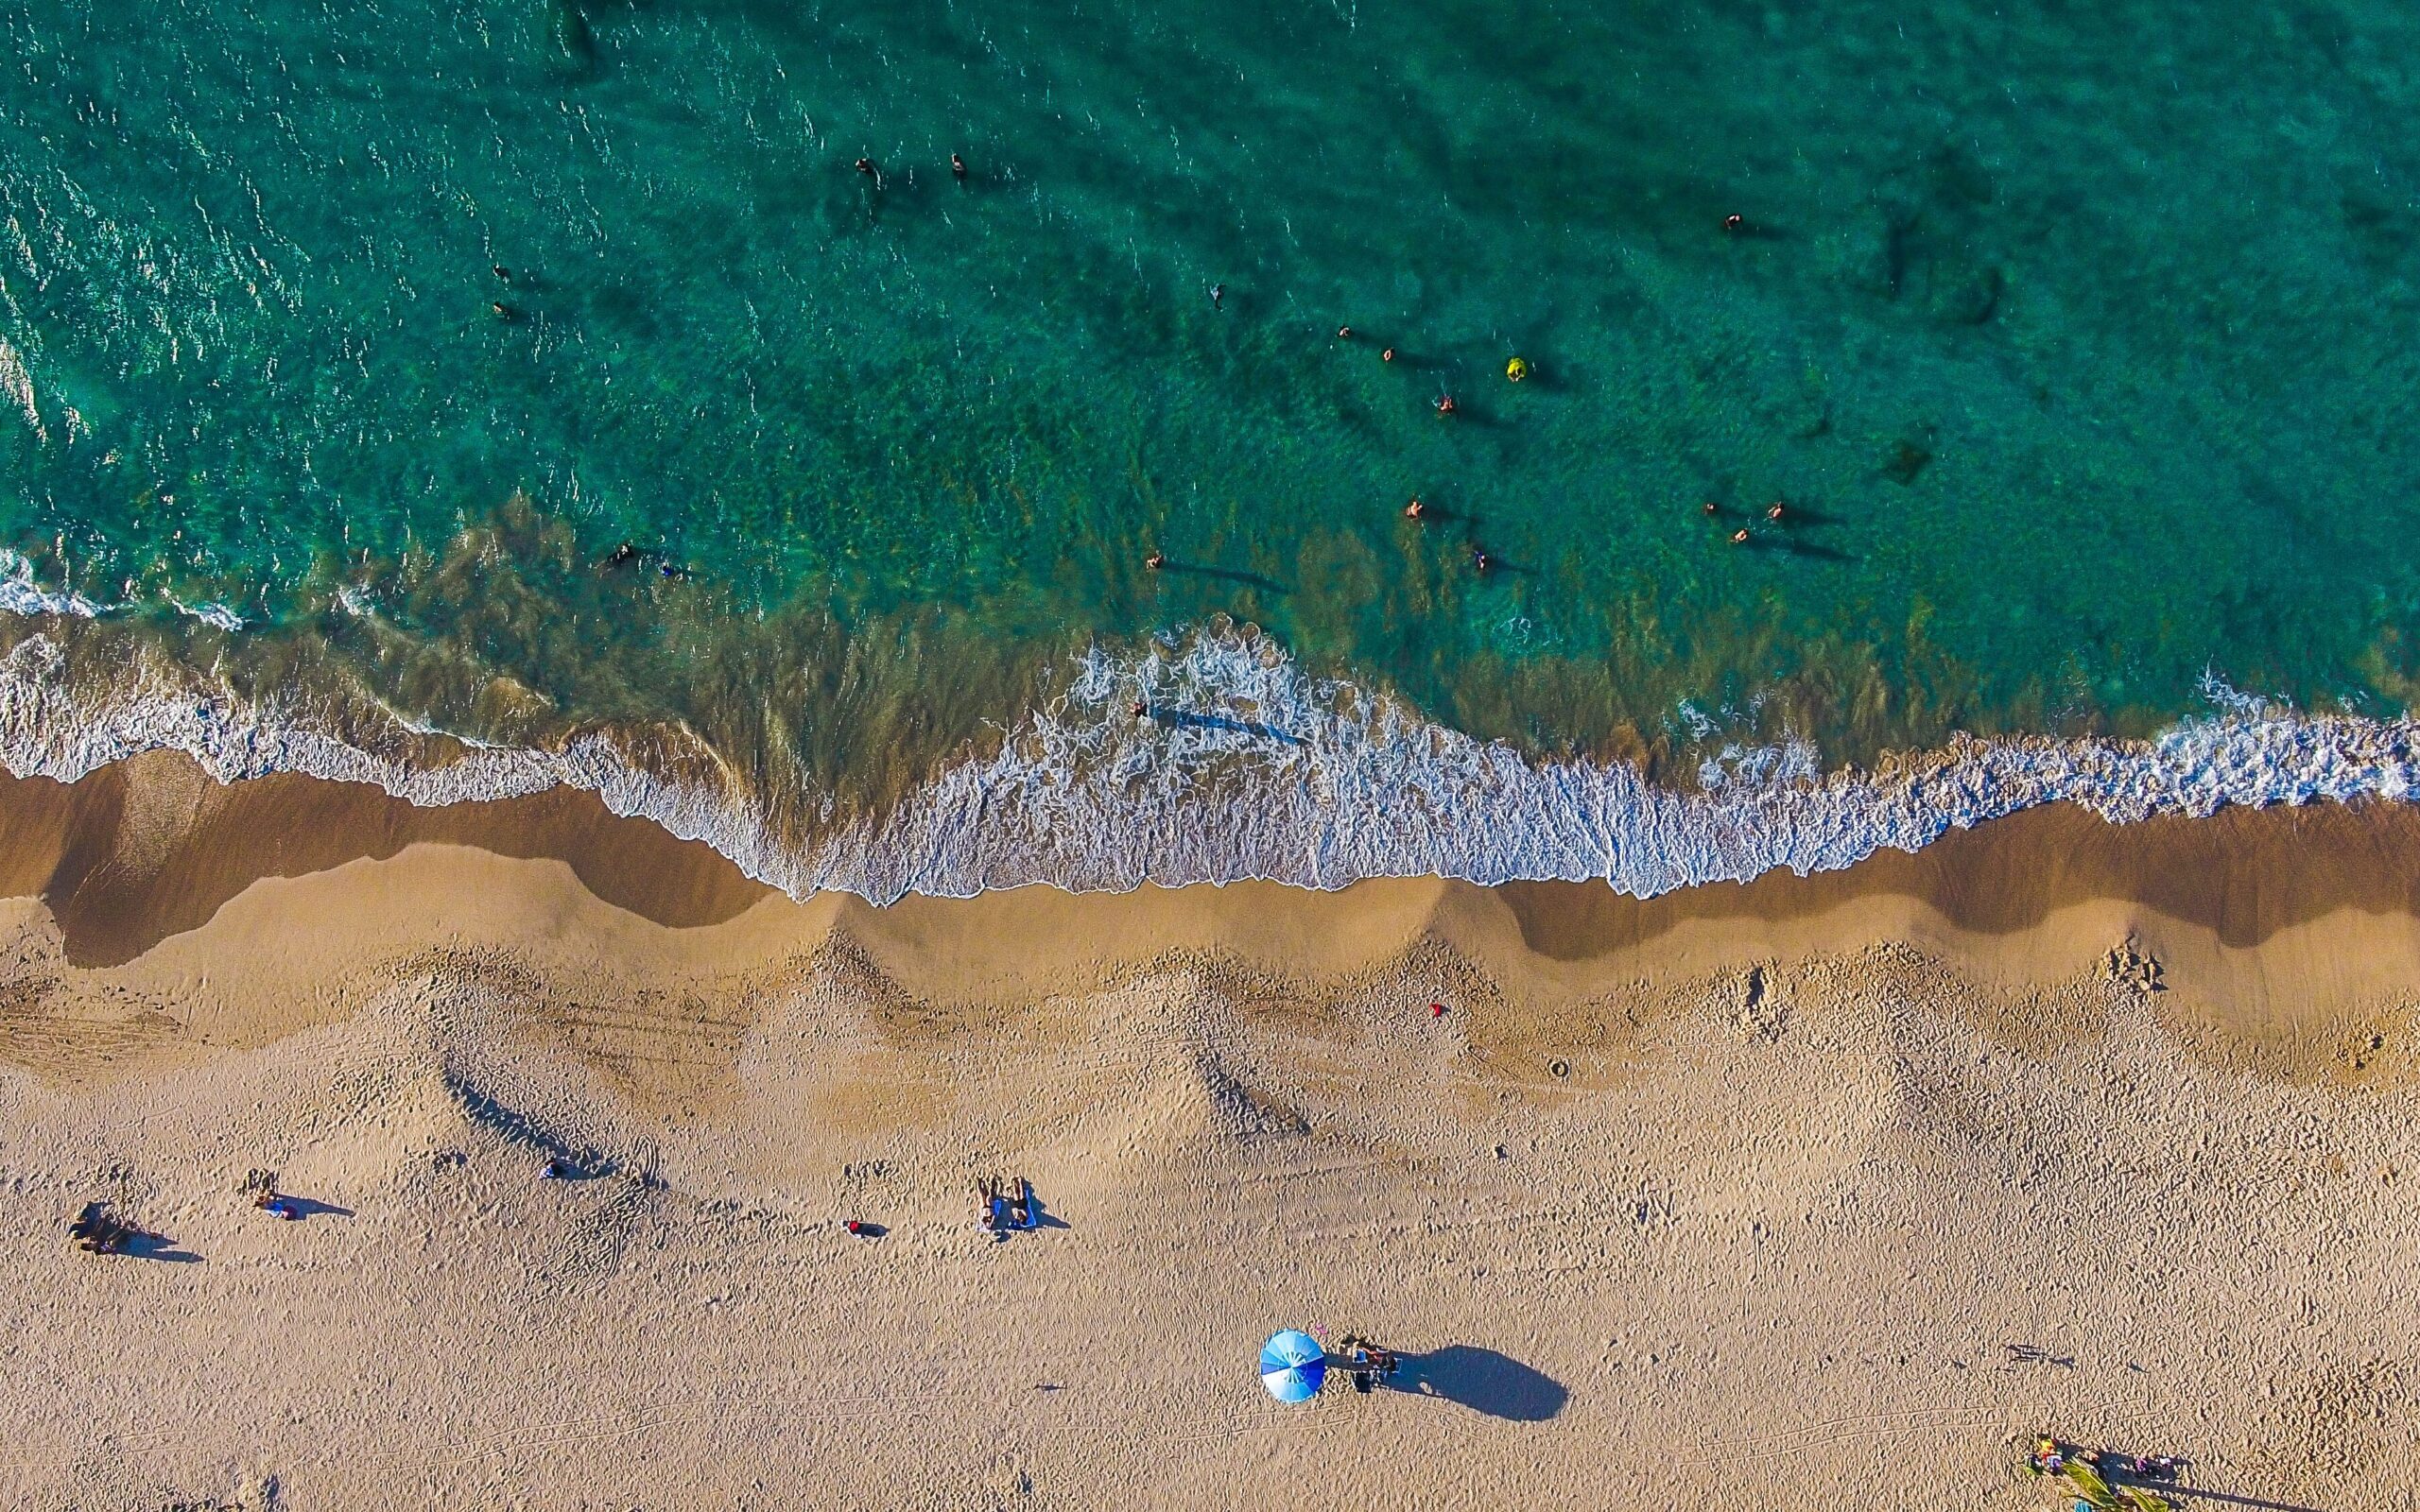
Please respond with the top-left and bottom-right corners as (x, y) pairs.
(5, 0), (2420, 892)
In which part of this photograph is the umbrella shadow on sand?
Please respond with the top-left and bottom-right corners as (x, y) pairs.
(1392, 1346), (1567, 1421)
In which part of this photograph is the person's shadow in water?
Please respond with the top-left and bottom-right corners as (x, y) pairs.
(1392, 1346), (1567, 1421)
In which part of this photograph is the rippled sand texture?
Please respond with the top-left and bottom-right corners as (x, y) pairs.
(3, 767), (2420, 1506)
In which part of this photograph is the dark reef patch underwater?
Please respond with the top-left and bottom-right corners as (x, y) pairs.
(4, 0), (2420, 896)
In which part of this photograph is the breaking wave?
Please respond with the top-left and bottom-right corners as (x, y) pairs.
(0, 619), (2411, 903)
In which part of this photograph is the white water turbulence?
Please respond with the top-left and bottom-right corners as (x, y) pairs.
(0, 620), (2414, 903)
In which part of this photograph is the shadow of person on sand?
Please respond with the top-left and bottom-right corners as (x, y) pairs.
(1392, 1345), (1567, 1421)
(119, 1229), (203, 1263)
(272, 1195), (354, 1221)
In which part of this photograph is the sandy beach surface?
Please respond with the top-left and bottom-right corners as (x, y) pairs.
(4, 754), (2418, 1510)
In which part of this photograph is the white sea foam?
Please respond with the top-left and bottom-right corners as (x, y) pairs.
(0, 552), (107, 619)
(0, 620), (2411, 903)
(0, 335), (44, 443)
(167, 597), (246, 632)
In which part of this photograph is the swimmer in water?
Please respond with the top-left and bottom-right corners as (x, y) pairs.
(1210, 283), (1226, 310)
(1702, 500), (1720, 516)
(1731, 527), (1751, 544)
(1723, 213), (1744, 232)
(1381, 347), (1395, 363)
(1145, 550), (1166, 571)
(492, 265), (511, 284)
(1766, 501), (1786, 521)
(1472, 546), (1493, 574)
(491, 301), (518, 321)
(950, 152), (968, 180)
(854, 158), (880, 185)
(1404, 497), (1426, 520)
(1434, 394), (1458, 417)
(1338, 325), (1353, 339)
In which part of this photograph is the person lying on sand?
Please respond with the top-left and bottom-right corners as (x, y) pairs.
(1007, 1178), (1035, 1229)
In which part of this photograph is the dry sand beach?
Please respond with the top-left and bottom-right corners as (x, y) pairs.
(3, 754), (2419, 1509)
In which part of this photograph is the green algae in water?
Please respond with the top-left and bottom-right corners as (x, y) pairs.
(6, 0), (2420, 794)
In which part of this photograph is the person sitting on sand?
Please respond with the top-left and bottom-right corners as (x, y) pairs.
(69, 1202), (129, 1255)
(1336, 1333), (1399, 1392)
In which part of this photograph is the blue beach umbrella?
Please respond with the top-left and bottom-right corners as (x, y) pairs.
(1259, 1329), (1326, 1403)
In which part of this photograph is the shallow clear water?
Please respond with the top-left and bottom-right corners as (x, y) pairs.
(7, 0), (2420, 842)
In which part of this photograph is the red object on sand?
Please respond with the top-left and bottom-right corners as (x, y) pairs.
(846, 1220), (863, 1234)
(1431, 1003), (1447, 1017)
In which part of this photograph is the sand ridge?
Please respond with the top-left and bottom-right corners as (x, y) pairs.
(1, 761), (2418, 1506)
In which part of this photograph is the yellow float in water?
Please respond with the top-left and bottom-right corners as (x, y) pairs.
(1505, 356), (1530, 382)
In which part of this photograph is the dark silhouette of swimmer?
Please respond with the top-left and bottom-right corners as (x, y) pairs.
(1723, 213), (1745, 232)
(1130, 700), (1149, 719)
(1338, 325), (1353, 339)
(1702, 500), (1720, 516)
(1145, 550), (1166, 571)
(1765, 500), (1786, 522)
(950, 152), (968, 180)
(1210, 283), (1226, 311)
(1434, 394), (1458, 417)
(492, 265), (511, 284)
(1472, 546), (1493, 573)
(604, 543), (640, 569)
(1381, 348), (1395, 363)
(1731, 527), (1750, 544)
(491, 301), (519, 322)
(1404, 497), (1426, 521)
